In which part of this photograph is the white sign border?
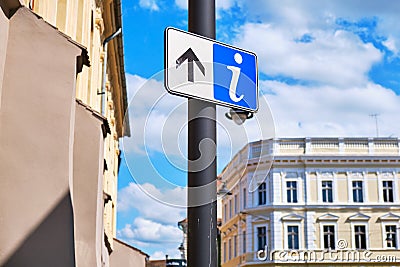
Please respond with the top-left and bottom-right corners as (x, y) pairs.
(164, 27), (259, 112)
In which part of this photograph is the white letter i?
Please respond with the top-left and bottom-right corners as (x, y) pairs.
(226, 53), (244, 102)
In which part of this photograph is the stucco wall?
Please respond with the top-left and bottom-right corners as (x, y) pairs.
(110, 239), (147, 267)
(73, 101), (106, 267)
(0, 6), (82, 266)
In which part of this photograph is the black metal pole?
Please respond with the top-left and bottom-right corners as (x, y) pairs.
(187, 0), (217, 267)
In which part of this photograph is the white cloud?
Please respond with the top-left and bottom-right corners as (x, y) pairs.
(119, 217), (182, 243)
(118, 0), (400, 261)
(218, 0), (234, 10)
(123, 73), (274, 162)
(123, 73), (187, 156)
(218, 1), (399, 138)
(139, 0), (159, 11)
(238, 0), (400, 27)
(174, 0), (186, 9)
(173, 0), (400, 60)
(150, 249), (181, 260)
(383, 36), (398, 55)
(117, 217), (183, 260)
(120, 0), (400, 254)
(126, 74), (147, 101)
(233, 0), (400, 61)
(262, 80), (400, 138)
(117, 182), (185, 260)
(234, 23), (382, 87)
(118, 182), (186, 224)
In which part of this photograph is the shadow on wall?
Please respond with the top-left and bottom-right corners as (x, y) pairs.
(3, 192), (76, 267)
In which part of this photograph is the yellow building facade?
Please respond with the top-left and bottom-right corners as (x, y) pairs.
(0, 0), (147, 265)
(23, 0), (129, 249)
(220, 138), (400, 266)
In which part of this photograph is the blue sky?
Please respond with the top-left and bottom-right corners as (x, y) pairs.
(117, 0), (400, 259)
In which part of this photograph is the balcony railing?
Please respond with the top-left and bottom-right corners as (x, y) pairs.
(218, 137), (400, 181)
(248, 137), (400, 157)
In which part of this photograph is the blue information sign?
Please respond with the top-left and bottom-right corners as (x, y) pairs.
(213, 43), (258, 111)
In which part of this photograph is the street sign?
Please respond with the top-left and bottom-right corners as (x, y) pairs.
(164, 27), (258, 112)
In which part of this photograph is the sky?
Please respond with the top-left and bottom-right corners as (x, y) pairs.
(116, 0), (400, 260)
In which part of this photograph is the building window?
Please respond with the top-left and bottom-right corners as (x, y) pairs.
(243, 230), (246, 253)
(234, 194), (238, 214)
(323, 225), (335, 249)
(287, 225), (299, 249)
(258, 183), (266, 205)
(352, 181), (363, 203)
(243, 188), (247, 209)
(385, 225), (397, 248)
(287, 181), (298, 203)
(223, 242), (226, 263)
(354, 225), (367, 249)
(229, 199), (232, 219)
(257, 226), (267, 251)
(224, 204), (227, 222)
(322, 181), (333, 203)
(234, 235), (237, 257)
(383, 181), (394, 203)
(228, 239), (232, 260)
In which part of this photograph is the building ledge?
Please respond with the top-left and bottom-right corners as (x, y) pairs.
(76, 99), (110, 136)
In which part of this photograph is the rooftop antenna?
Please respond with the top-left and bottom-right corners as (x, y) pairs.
(369, 114), (380, 137)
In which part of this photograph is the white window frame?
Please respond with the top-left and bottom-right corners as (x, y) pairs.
(320, 222), (338, 250)
(229, 199), (233, 219)
(347, 172), (368, 203)
(381, 222), (400, 249)
(352, 180), (364, 203)
(317, 172), (336, 203)
(223, 241), (227, 263)
(242, 230), (246, 254)
(233, 234), (237, 258)
(285, 180), (299, 204)
(234, 194), (238, 214)
(378, 173), (397, 203)
(283, 222), (302, 250)
(228, 238), (232, 260)
(242, 187), (247, 210)
(223, 203), (227, 223)
(351, 222), (369, 250)
(283, 172), (302, 204)
(257, 182), (267, 206)
(382, 180), (394, 203)
(321, 180), (334, 203)
(254, 224), (268, 252)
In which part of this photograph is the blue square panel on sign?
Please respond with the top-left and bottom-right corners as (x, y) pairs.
(213, 43), (257, 111)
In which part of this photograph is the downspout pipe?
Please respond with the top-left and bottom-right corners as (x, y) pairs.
(100, 28), (122, 116)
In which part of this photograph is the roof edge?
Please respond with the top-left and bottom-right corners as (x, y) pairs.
(9, 5), (90, 72)
(76, 99), (110, 136)
(114, 0), (130, 137)
(113, 238), (149, 258)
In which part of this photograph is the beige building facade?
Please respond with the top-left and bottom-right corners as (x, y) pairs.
(0, 0), (143, 266)
(23, 0), (130, 247)
(0, 3), (88, 265)
(220, 138), (400, 266)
